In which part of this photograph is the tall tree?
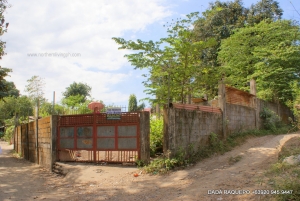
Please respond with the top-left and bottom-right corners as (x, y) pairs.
(128, 94), (145, 111)
(25, 75), (45, 103)
(62, 82), (91, 102)
(192, 0), (248, 96)
(192, 0), (283, 97)
(113, 13), (216, 104)
(4, 81), (20, 97)
(218, 20), (300, 103)
(247, 0), (283, 25)
(128, 94), (137, 112)
(0, 67), (11, 100)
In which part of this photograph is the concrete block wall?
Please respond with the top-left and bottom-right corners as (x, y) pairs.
(28, 121), (37, 163)
(14, 115), (58, 171)
(38, 117), (52, 170)
(226, 103), (256, 134)
(164, 108), (222, 157)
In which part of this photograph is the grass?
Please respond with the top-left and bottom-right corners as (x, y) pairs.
(263, 137), (300, 201)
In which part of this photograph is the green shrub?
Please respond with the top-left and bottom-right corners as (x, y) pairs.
(150, 117), (163, 156)
(0, 131), (4, 138)
(260, 107), (282, 131)
(4, 126), (14, 143)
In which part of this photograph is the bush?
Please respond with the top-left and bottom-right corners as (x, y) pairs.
(259, 107), (282, 131)
(0, 131), (4, 138)
(150, 117), (163, 156)
(4, 126), (14, 143)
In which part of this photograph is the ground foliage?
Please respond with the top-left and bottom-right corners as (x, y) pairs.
(265, 137), (300, 201)
(149, 117), (163, 156)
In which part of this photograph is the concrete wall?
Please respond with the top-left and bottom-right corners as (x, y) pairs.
(163, 84), (294, 158)
(164, 107), (222, 157)
(14, 115), (59, 171)
(226, 103), (256, 134)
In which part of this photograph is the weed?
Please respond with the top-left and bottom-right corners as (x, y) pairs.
(150, 117), (163, 157)
(12, 150), (22, 158)
(264, 137), (300, 201)
(260, 107), (282, 131)
(228, 155), (243, 165)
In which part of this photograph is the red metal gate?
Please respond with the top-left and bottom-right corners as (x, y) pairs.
(57, 112), (140, 163)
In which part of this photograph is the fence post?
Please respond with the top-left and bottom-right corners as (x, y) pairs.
(139, 111), (150, 164)
(51, 115), (58, 172)
(218, 79), (227, 138)
(250, 79), (259, 129)
(35, 101), (39, 164)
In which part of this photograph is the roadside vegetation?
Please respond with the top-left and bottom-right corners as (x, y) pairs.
(263, 137), (300, 201)
(141, 109), (296, 174)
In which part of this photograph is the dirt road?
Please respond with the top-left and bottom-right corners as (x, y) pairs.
(1, 133), (300, 201)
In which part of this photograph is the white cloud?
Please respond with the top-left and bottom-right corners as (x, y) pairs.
(2, 0), (172, 105)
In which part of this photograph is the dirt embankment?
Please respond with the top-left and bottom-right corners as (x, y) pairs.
(1, 133), (300, 201)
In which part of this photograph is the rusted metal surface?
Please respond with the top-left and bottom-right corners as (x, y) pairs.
(57, 112), (140, 163)
(225, 86), (256, 108)
(172, 103), (222, 114)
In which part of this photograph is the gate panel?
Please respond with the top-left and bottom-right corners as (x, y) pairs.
(57, 113), (140, 163)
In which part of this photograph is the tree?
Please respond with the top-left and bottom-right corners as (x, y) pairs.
(113, 13), (216, 105)
(0, 67), (11, 100)
(0, 0), (10, 101)
(192, 0), (248, 96)
(61, 94), (85, 108)
(247, 0), (283, 25)
(128, 94), (145, 112)
(0, 95), (33, 121)
(128, 94), (137, 112)
(25, 75), (45, 103)
(218, 20), (300, 103)
(62, 82), (91, 103)
(192, 0), (283, 97)
(4, 81), (19, 97)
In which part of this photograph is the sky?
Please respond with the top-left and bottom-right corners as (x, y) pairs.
(1, 0), (300, 109)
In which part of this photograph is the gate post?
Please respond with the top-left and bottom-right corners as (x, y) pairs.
(139, 111), (150, 164)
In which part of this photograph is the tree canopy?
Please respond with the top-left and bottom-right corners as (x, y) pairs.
(62, 82), (91, 102)
(0, 0), (11, 101)
(25, 75), (45, 103)
(113, 0), (288, 105)
(218, 20), (300, 103)
(114, 12), (216, 104)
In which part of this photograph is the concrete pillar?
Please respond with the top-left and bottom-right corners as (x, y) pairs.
(218, 79), (227, 138)
(250, 79), (259, 129)
(139, 112), (150, 165)
(163, 106), (169, 155)
(51, 115), (58, 172)
(250, 79), (256, 95)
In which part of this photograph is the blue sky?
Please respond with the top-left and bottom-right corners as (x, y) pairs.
(2, 0), (300, 108)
